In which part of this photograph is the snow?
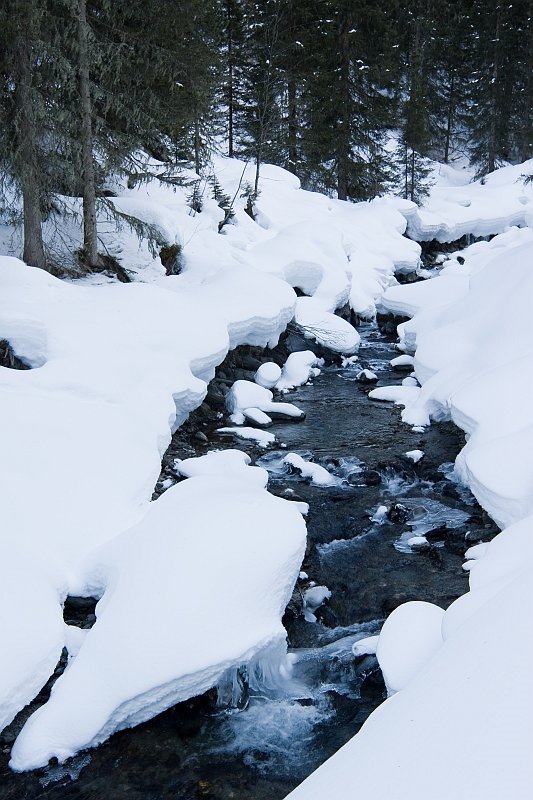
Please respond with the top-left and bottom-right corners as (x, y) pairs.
(288, 192), (533, 800)
(368, 384), (420, 407)
(390, 158), (533, 243)
(404, 449), (424, 463)
(175, 449), (267, 485)
(303, 586), (332, 623)
(283, 453), (336, 487)
(390, 354), (414, 368)
(376, 601), (444, 694)
(294, 297), (360, 354)
(217, 427), (277, 447)
(275, 350), (322, 391)
(10, 473), (307, 770)
(0, 255), (299, 763)
(226, 379), (304, 426)
(351, 635), (379, 657)
(355, 368), (378, 382)
(255, 361), (282, 388)
(0, 151), (423, 768)
(6, 150), (532, 779)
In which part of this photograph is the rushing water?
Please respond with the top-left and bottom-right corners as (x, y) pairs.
(0, 323), (498, 800)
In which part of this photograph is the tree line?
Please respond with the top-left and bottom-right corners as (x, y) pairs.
(1, 0), (531, 272)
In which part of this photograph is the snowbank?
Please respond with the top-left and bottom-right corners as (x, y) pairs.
(0, 152), (425, 768)
(390, 158), (533, 242)
(0, 256), (297, 761)
(288, 222), (533, 800)
(10, 471), (306, 770)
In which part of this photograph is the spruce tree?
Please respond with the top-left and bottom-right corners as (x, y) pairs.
(299, 0), (397, 201)
(0, 0), (50, 269)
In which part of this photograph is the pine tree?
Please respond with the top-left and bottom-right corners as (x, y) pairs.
(395, 1), (436, 202)
(299, 0), (397, 201)
(467, 0), (518, 175)
(0, 0), (51, 269)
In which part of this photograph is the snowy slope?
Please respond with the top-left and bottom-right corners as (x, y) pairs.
(0, 256), (299, 760)
(0, 154), (425, 769)
(288, 223), (533, 800)
(389, 158), (533, 242)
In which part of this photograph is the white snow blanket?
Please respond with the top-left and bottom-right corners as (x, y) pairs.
(10, 470), (306, 770)
(389, 158), (533, 242)
(0, 153), (427, 770)
(0, 256), (303, 768)
(288, 223), (533, 800)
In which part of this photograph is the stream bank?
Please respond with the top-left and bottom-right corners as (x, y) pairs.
(0, 321), (499, 800)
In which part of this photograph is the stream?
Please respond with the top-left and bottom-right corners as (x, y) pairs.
(0, 321), (499, 800)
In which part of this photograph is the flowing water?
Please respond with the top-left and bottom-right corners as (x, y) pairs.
(0, 323), (499, 800)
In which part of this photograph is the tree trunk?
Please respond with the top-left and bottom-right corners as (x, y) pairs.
(444, 69), (455, 164)
(15, 30), (46, 270)
(521, 0), (533, 160)
(337, 10), (351, 201)
(487, 1), (502, 174)
(78, 0), (101, 268)
(194, 115), (201, 174)
(287, 74), (297, 170)
(227, 0), (234, 158)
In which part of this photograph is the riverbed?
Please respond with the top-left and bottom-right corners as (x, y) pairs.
(0, 322), (498, 800)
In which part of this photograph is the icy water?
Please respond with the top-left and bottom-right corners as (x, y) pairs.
(0, 324), (498, 800)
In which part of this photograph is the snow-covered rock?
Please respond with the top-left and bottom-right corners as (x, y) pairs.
(404, 449), (424, 463)
(10, 472), (306, 770)
(276, 351), (323, 391)
(283, 453), (336, 487)
(226, 379), (304, 426)
(255, 362), (282, 388)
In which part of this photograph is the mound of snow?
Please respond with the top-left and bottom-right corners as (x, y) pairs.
(217, 427), (277, 447)
(404, 449), (424, 463)
(10, 473), (306, 770)
(392, 158), (533, 243)
(226, 379), (304, 426)
(284, 453), (336, 487)
(276, 351), (322, 391)
(295, 298), (360, 354)
(255, 362), (282, 388)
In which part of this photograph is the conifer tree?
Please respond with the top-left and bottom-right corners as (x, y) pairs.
(300, 0), (397, 201)
(0, 0), (50, 269)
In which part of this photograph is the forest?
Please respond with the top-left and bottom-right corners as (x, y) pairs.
(1, 0), (532, 272)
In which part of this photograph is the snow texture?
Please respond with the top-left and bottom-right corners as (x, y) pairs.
(275, 351), (323, 391)
(226, 379), (304, 426)
(288, 172), (533, 800)
(390, 158), (533, 243)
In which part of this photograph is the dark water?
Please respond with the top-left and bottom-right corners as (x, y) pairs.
(0, 324), (498, 800)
